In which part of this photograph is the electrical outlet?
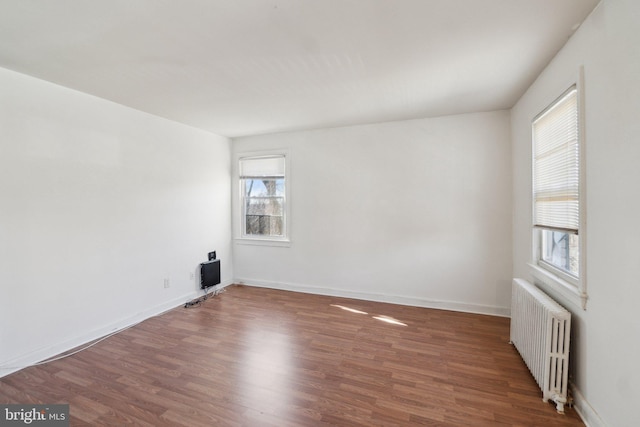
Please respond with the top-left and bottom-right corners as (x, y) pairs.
(164, 278), (170, 288)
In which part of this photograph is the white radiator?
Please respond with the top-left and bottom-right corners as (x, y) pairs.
(510, 278), (571, 413)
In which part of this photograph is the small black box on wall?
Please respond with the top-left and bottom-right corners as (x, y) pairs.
(200, 259), (220, 289)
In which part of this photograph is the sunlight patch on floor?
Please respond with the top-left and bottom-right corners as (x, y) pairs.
(372, 315), (407, 327)
(330, 304), (408, 326)
(330, 304), (368, 315)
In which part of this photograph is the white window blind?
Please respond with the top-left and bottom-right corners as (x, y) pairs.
(239, 156), (285, 178)
(533, 87), (579, 234)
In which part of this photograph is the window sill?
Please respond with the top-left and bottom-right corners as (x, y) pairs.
(528, 262), (587, 310)
(235, 238), (291, 248)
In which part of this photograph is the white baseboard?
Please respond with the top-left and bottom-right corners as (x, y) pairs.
(0, 280), (233, 379)
(571, 382), (606, 427)
(235, 278), (510, 317)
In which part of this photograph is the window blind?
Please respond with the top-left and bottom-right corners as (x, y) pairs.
(533, 87), (579, 234)
(239, 156), (285, 178)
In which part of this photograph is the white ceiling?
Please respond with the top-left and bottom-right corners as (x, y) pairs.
(0, 0), (599, 137)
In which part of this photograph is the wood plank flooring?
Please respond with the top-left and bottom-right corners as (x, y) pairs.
(0, 285), (585, 426)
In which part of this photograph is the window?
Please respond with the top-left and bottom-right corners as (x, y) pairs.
(533, 87), (579, 277)
(239, 155), (287, 240)
(531, 84), (587, 309)
(540, 230), (579, 276)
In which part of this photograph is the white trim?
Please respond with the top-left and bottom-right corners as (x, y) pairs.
(234, 237), (291, 247)
(576, 64), (588, 304)
(235, 278), (510, 317)
(570, 382), (606, 427)
(528, 263), (587, 310)
(0, 280), (234, 379)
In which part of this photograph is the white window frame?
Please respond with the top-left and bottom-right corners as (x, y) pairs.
(234, 150), (291, 247)
(529, 68), (588, 310)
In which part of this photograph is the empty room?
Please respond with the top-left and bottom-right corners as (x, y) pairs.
(1, 1), (638, 426)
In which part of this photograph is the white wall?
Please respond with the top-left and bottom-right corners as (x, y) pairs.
(232, 111), (513, 316)
(511, 1), (640, 425)
(0, 67), (232, 376)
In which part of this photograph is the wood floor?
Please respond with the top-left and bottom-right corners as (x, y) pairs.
(0, 285), (584, 426)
